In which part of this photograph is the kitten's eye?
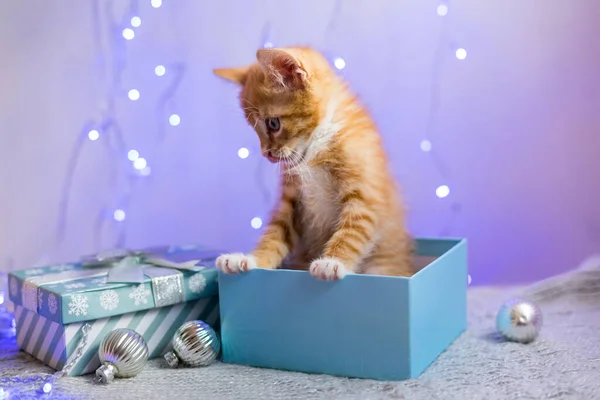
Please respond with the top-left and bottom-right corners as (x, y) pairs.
(265, 117), (281, 133)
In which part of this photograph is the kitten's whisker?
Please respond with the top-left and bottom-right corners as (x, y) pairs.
(242, 107), (258, 115)
(242, 99), (260, 110)
(287, 148), (300, 163)
(288, 155), (309, 186)
(288, 148), (312, 184)
(285, 158), (299, 186)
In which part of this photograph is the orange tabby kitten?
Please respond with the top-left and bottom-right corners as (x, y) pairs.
(214, 47), (414, 280)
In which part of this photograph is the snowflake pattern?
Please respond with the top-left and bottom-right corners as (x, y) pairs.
(22, 284), (37, 311)
(49, 263), (76, 272)
(64, 282), (86, 290)
(68, 294), (89, 317)
(9, 277), (18, 297)
(48, 293), (58, 315)
(99, 290), (119, 311)
(91, 277), (108, 287)
(129, 284), (151, 306)
(38, 290), (44, 310)
(23, 268), (46, 276)
(188, 273), (207, 294)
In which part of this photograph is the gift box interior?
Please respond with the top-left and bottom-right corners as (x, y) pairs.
(218, 238), (468, 381)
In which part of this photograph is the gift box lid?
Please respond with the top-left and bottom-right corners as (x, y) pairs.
(8, 244), (222, 325)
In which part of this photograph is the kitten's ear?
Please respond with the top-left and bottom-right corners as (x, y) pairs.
(213, 66), (250, 86)
(256, 48), (308, 89)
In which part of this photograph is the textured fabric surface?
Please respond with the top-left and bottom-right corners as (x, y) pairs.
(2, 259), (600, 400)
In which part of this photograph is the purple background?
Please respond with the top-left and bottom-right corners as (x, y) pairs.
(0, 0), (598, 286)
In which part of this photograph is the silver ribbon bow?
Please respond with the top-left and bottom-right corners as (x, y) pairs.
(81, 247), (203, 284)
(21, 246), (215, 314)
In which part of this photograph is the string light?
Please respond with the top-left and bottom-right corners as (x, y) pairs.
(169, 114), (180, 126)
(333, 57), (346, 70)
(113, 209), (126, 222)
(128, 89), (140, 100)
(420, 139), (432, 152)
(122, 28), (135, 40)
(0, 322), (91, 396)
(52, 0), (185, 276)
(437, 4), (449, 16)
(436, 185), (450, 199)
(155, 65), (166, 76)
(127, 149), (139, 161)
(130, 16), (141, 27)
(140, 166), (152, 176)
(251, 217), (263, 229)
(42, 382), (53, 394)
(326, 1), (345, 74)
(0, 375), (51, 398)
(238, 147), (250, 159)
(87, 129), (100, 141)
(133, 157), (147, 170)
(420, 0), (465, 236)
(263, 42), (273, 48)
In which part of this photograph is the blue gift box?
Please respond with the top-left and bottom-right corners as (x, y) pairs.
(8, 244), (223, 375)
(218, 238), (467, 381)
(8, 245), (220, 325)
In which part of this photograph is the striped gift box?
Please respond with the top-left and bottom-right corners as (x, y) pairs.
(14, 296), (219, 376)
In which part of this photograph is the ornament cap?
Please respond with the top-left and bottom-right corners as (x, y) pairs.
(96, 363), (116, 383)
(164, 351), (179, 368)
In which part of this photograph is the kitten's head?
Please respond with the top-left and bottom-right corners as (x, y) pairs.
(214, 47), (334, 165)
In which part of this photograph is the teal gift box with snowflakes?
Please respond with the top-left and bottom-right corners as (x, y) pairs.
(8, 245), (222, 376)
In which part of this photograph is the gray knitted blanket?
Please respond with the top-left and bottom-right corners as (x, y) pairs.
(2, 257), (600, 399)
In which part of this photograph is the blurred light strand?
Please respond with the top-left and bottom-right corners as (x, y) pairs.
(422, 1), (464, 236)
(56, 0), (186, 250)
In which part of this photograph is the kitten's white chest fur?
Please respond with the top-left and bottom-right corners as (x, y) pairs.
(293, 98), (342, 236)
(297, 166), (339, 234)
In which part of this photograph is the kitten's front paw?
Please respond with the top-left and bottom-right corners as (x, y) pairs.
(216, 253), (257, 274)
(309, 257), (349, 281)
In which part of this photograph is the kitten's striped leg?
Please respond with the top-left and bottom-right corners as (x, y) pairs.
(217, 185), (298, 274)
(362, 236), (414, 277)
(310, 189), (377, 280)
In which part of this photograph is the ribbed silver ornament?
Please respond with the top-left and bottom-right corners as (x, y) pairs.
(164, 320), (220, 368)
(96, 328), (149, 383)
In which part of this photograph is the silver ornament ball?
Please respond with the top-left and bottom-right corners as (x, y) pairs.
(96, 328), (149, 383)
(496, 298), (543, 343)
(164, 320), (220, 368)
